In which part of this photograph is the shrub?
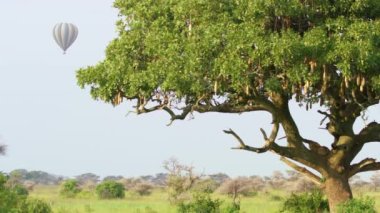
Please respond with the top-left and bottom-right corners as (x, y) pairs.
(23, 181), (36, 191)
(280, 190), (329, 213)
(164, 158), (200, 204)
(223, 202), (240, 213)
(96, 180), (125, 199)
(177, 193), (222, 213)
(0, 173), (51, 213)
(338, 197), (376, 213)
(217, 177), (256, 204)
(0, 173), (25, 212)
(18, 198), (52, 213)
(12, 184), (29, 196)
(192, 179), (219, 193)
(60, 179), (81, 198)
(133, 182), (153, 196)
(120, 178), (142, 191)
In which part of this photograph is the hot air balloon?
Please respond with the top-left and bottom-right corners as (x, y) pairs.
(53, 23), (78, 54)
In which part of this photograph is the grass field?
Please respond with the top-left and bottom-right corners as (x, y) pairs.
(29, 185), (380, 213)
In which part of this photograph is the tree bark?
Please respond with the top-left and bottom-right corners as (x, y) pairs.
(324, 176), (352, 213)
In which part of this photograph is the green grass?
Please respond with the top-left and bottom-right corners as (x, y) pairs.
(29, 185), (282, 213)
(29, 185), (380, 213)
(30, 186), (177, 213)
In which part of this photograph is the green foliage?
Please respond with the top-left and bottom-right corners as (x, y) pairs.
(76, 1), (380, 210)
(192, 179), (219, 194)
(60, 179), (81, 198)
(338, 197), (376, 213)
(280, 190), (329, 213)
(77, 0), (380, 109)
(18, 198), (52, 213)
(177, 193), (223, 213)
(223, 202), (240, 213)
(12, 184), (29, 196)
(0, 173), (25, 213)
(96, 180), (125, 199)
(0, 173), (51, 213)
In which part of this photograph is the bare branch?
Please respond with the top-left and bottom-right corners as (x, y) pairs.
(125, 110), (137, 117)
(317, 110), (334, 126)
(223, 129), (269, 153)
(224, 122), (279, 154)
(281, 157), (323, 186)
(349, 158), (379, 177)
(317, 110), (333, 119)
(260, 128), (268, 140)
(358, 122), (380, 143)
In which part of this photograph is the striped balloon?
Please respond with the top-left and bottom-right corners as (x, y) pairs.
(53, 23), (78, 54)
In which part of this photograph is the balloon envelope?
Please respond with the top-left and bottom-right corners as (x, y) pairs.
(53, 23), (78, 54)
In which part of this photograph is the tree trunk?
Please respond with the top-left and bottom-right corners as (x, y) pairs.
(324, 176), (352, 213)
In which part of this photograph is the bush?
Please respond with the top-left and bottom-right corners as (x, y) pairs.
(133, 182), (153, 196)
(223, 202), (240, 213)
(0, 173), (25, 212)
(192, 179), (219, 193)
(280, 190), (329, 213)
(96, 180), (125, 199)
(12, 184), (29, 196)
(60, 179), (81, 198)
(164, 158), (200, 204)
(217, 177), (256, 204)
(0, 173), (51, 213)
(177, 193), (222, 213)
(338, 197), (376, 213)
(19, 198), (52, 213)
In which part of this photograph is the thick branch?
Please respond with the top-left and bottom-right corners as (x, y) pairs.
(354, 162), (380, 174)
(281, 157), (323, 186)
(271, 93), (305, 149)
(133, 94), (276, 125)
(223, 122), (323, 173)
(301, 138), (330, 156)
(135, 96), (165, 114)
(162, 106), (193, 126)
(348, 158), (379, 177)
(192, 102), (273, 114)
(358, 122), (380, 143)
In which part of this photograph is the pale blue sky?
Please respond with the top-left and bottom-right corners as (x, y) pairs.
(0, 0), (379, 178)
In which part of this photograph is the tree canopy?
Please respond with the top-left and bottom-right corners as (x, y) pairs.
(77, 0), (380, 211)
(78, 0), (380, 112)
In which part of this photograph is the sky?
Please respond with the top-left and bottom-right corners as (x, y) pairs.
(0, 0), (379, 179)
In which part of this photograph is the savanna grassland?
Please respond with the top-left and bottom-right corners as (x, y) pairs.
(30, 185), (380, 213)
(30, 185), (284, 213)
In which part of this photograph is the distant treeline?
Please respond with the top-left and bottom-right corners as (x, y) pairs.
(3, 169), (228, 187)
(4, 168), (380, 194)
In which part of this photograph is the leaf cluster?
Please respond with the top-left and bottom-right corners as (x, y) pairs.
(77, 0), (380, 111)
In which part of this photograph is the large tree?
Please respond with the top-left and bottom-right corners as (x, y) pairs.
(77, 0), (380, 211)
